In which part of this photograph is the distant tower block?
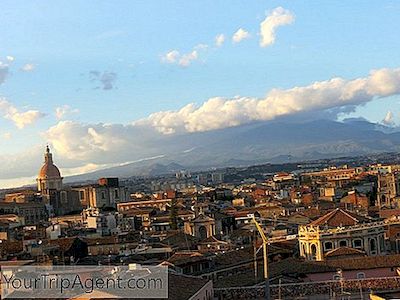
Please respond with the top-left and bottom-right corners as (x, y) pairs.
(37, 146), (63, 192)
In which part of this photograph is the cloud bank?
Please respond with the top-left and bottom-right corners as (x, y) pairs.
(138, 68), (400, 134)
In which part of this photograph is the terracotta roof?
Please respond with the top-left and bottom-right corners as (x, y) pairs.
(309, 208), (367, 227)
(325, 246), (366, 258)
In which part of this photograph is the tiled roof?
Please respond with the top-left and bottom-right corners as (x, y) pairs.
(309, 208), (367, 227)
(325, 246), (366, 258)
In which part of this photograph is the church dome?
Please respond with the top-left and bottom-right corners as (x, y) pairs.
(38, 163), (61, 179)
(38, 146), (61, 179)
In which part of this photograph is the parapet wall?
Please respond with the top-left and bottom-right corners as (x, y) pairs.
(214, 277), (400, 299)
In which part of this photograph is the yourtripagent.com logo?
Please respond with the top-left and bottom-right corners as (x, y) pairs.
(1, 265), (168, 298)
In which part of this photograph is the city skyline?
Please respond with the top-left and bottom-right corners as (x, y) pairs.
(1, 1), (400, 187)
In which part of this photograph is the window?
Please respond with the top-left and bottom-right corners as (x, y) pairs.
(101, 191), (106, 200)
(79, 191), (84, 200)
(310, 244), (317, 260)
(114, 189), (119, 198)
(353, 239), (363, 248)
(356, 272), (365, 279)
(370, 238), (377, 253)
(339, 240), (348, 247)
(324, 241), (333, 251)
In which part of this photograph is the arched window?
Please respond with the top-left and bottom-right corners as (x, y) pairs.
(310, 244), (317, 260)
(339, 240), (348, 247)
(370, 238), (377, 254)
(379, 235), (385, 252)
(199, 226), (207, 240)
(357, 272), (366, 279)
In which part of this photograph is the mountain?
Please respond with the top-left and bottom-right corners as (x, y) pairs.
(65, 119), (400, 182)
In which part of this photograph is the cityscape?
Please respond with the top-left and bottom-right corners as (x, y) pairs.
(1, 1), (400, 299)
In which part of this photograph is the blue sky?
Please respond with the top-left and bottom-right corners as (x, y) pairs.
(1, 0), (400, 187)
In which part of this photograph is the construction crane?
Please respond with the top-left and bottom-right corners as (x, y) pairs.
(252, 215), (271, 300)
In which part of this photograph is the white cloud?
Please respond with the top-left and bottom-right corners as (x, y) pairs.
(161, 50), (180, 64)
(0, 97), (45, 129)
(138, 68), (400, 133)
(215, 34), (225, 47)
(45, 121), (152, 161)
(259, 7), (295, 47)
(232, 28), (250, 43)
(178, 50), (199, 67)
(6, 56), (14, 62)
(382, 110), (395, 126)
(161, 44), (207, 67)
(21, 63), (36, 72)
(55, 105), (79, 120)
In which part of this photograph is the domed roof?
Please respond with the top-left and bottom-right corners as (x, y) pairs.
(38, 146), (62, 179)
(38, 163), (61, 179)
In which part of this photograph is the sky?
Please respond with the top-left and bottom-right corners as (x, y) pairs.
(1, 0), (400, 188)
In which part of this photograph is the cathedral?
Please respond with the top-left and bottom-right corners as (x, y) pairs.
(37, 145), (63, 192)
(36, 146), (81, 216)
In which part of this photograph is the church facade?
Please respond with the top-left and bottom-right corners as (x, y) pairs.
(298, 208), (386, 261)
